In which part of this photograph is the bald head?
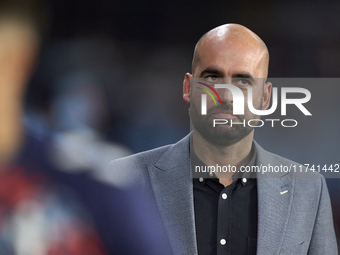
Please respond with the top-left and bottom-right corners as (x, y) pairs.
(192, 24), (269, 77)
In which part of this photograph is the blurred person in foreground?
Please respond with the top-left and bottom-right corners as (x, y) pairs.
(109, 24), (338, 254)
(0, 2), (174, 255)
(0, 3), (108, 254)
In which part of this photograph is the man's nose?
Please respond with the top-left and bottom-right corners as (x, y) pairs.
(217, 86), (234, 103)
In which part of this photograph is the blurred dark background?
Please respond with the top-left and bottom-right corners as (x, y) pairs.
(27, 0), (340, 151)
(23, 0), (340, 248)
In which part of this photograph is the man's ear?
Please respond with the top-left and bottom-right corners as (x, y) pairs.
(262, 81), (272, 110)
(183, 73), (192, 103)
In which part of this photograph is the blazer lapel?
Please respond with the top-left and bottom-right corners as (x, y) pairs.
(148, 135), (198, 255)
(146, 138), (295, 255)
(254, 142), (295, 255)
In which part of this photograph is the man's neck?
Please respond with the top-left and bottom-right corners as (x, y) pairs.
(192, 129), (254, 185)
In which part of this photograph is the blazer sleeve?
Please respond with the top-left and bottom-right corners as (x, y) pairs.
(308, 177), (338, 254)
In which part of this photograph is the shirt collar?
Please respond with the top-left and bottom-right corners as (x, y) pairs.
(190, 135), (257, 185)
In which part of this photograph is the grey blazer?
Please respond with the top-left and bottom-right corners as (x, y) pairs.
(109, 134), (338, 255)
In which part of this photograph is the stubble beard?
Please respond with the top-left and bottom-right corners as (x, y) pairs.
(189, 101), (262, 147)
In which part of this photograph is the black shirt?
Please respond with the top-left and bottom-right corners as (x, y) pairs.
(192, 146), (258, 255)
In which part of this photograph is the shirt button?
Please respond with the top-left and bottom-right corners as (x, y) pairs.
(199, 177), (204, 182)
(220, 239), (227, 245)
(209, 171), (214, 177)
(242, 178), (247, 183)
(222, 193), (227, 199)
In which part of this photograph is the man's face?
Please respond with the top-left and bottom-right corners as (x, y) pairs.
(184, 37), (271, 146)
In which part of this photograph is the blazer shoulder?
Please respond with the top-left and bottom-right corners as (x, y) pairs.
(105, 143), (176, 187)
(106, 134), (191, 187)
(112, 144), (172, 166)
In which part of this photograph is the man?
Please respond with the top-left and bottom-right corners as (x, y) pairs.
(110, 24), (338, 254)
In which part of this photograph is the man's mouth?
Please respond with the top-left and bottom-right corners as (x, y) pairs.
(212, 112), (236, 119)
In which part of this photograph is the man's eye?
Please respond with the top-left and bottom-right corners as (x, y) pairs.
(236, 79), (250, 86)
(205, 75), (219, 83)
